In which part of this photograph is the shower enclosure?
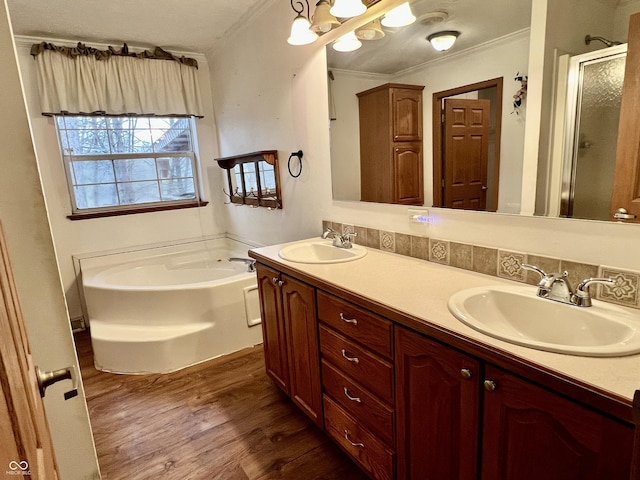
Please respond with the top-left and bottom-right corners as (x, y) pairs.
(558, 44), (627, 220)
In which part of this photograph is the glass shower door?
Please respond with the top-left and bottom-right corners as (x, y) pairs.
(561, 46), (626, 220)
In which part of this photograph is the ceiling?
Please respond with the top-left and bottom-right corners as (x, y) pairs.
(5, 0), (265, 52)
(327, 0), (533, 75)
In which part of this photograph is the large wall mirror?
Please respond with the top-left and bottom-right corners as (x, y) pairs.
(327, 0), (640, 223)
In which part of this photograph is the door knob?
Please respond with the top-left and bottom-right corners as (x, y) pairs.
(613, 208), (636, 220)
(36, 365), (78, 400)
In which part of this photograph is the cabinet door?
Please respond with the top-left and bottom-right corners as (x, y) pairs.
(282, 275), (323, 427)
(482, 366), (634, 480)
(393, 143), (423, 205)
(392, 88), (423, 142)
(256, 264), (289, 393)
(395, 326), (480, 480)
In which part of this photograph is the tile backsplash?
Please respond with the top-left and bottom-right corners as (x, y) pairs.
(323, 220), (640, 311)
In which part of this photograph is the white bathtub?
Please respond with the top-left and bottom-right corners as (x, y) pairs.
(80, 238), (263, 374)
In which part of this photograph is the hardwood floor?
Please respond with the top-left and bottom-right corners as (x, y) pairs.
(75, 331), (368, 480)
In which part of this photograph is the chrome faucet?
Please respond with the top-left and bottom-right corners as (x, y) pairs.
(522, 264), (615, 307)
(322, 227), (357, 249)
(228, 257), (257, 273)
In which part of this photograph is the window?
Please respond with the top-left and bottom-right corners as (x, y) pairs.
(55, 115), (203, 217)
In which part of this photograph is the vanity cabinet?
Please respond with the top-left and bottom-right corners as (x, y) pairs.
(358, 83), (424, 205)
(253, 258), (637, 480)
(255, 264), (322, 427)
(395, 326), (634, 480)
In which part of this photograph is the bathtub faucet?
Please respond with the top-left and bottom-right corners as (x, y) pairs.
(229, 257), (257, 273)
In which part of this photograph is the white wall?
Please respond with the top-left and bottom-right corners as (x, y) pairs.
(0, 2), (99, 478)
(14, 37), (227, 322)
(210, 0), (640, 271)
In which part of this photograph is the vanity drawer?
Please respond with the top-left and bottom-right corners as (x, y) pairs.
(324, 394), (395, 480)
(320, 324), (394, 404)
(322, 359), (394, 446)
(317, 290), (393, 359)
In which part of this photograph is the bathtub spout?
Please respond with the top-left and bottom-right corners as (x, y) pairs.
(229, 257), (257, 273)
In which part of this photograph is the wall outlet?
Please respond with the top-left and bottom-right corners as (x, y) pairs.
(408, 208), (430, 224)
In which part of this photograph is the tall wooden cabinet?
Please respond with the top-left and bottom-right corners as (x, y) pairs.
(255, 263), (322, 427)
(358, 83), (424, 205)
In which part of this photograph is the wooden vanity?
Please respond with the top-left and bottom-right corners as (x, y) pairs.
(249, 240), (640, 479)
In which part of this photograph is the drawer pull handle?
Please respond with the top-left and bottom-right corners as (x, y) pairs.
(341, 349), (360, 364)
(344, 430), (364, 448)
(339, 312), (358, 325)
(343, 387), (362, 403)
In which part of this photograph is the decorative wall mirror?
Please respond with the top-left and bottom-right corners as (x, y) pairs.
(215, 150), (282, 209)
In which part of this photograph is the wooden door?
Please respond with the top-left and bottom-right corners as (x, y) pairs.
(395, 327), (480, 480)
(256, 264), (290, 393)
(393, 143), (423, 204)
(611, 12), (640, 222)
(282, 275), (322, 427)
(0, 222), (58, 479)
(481, 366), (633, 480)
(443, 98), (490, 210)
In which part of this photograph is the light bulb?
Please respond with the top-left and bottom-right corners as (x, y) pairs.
(381, 2), (416, 28)
(287, 14), (319, 46)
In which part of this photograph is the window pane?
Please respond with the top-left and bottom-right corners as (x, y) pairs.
(259, 164), (276, 191)
(71, 160), (115, 185)
(244, 162), (258, 193)
(117, 181), (161, 205)
(74, 184), (118, 209)
(160, 179), (196, 200)
(233, 164), (244, 195)
(114, 159), (157, 182)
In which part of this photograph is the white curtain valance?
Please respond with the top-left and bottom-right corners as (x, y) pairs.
(32, 44), (204, 117)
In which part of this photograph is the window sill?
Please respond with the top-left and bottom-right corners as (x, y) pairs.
(67, 200), (209, 220)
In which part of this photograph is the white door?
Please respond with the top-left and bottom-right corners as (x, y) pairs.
(0, 2), (100, 478)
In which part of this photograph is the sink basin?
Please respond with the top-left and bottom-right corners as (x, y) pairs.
(448, 285), (640, 357)
(278, 240), (367, 264)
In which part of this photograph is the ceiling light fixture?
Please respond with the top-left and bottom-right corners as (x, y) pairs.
(333, 31), (362, 52)
(287, 0), (319, 46)
(310, 0), (340, 34)
(427, 31), (460, 51)
(355, 18), (385, 41)
(330, 0), (367, 19)
(381, 2), (416, 28)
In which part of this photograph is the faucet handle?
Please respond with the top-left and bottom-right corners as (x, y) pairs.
(522, 264), (548, 280)
(572, 277), (616, 307)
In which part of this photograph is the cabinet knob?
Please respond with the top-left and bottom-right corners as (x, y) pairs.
(272, 276), (284, 287)
(460, 368), (473, 380)
(484, 380), (497, 392)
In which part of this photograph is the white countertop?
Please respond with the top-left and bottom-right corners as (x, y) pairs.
(251, 238), (640, 404)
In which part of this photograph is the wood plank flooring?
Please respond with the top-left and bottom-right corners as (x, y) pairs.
(75, 331), (368, 480)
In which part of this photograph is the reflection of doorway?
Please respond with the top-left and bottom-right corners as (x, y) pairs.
(443, 98), (490, 209)
(433, 78), (503, 211)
